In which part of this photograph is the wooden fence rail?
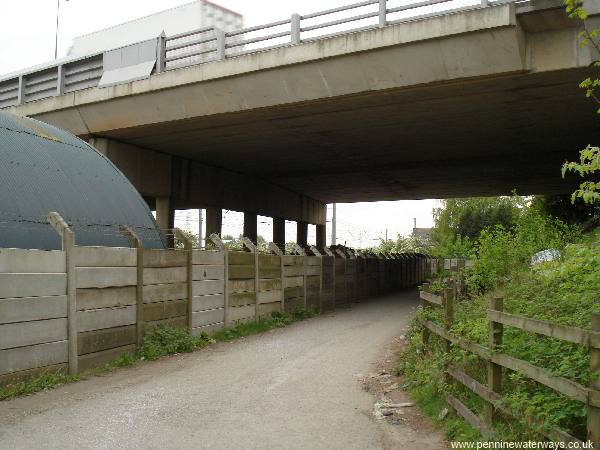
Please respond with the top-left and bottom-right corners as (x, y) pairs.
(419, 281), (600, 448)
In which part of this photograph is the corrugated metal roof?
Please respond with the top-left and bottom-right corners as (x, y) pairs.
(0, 111), (166, 250)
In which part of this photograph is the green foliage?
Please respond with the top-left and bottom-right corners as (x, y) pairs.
(0, 371), (82, 401)
(531, 194), (600, 229)
(430, 197), (521, 258)
(174, 230), (199, 249)
(211, 307), (317, 341)
(397, 225), (598, 442)
(374, 233), (432, 255)
(137, 325), (212, 361)
(563, 145), (600, 204)
(467, 206), (579, 293)
(561, 0), (600, 203)
(434, 197), (521, 241)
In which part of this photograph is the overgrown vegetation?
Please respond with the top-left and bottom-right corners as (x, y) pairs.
(395, 196), (599, 442)
(0, 307), (317, 401)
(0, 371), (82, 401)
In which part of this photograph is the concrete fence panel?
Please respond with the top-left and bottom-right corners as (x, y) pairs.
(75, 246), (138, 371)
(191, 250), (225, 335)
(0, 249), (68, 383)
(227, 251), (256, 324)
(257, 253), (283, 318)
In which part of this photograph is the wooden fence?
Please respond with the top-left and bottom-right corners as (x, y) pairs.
(0, 213), (430, 384)
(419, 281), (600, 447)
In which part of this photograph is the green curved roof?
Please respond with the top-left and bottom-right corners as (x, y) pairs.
(0, 111), (166, 250)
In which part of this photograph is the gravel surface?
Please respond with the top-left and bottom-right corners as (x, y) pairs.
(0, 291), (446, 450)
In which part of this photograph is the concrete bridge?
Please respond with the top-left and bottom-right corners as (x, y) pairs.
(2, 0), (598, 245)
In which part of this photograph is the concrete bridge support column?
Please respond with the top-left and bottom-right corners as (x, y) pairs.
(155, 197), (174, 232)
(297, 221), (308, 247)
(273, 218), (285, 249)
(243, 212), (258, 244)
(205, 207), (223, 239)
(316, 224), (326, 250)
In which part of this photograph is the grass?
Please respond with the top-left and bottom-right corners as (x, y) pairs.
(0, 371), (82, 401)
(0, 306), (318, 401)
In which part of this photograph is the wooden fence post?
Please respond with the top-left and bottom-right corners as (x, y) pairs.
(48, 212), (78, 374)
(588, 312), (600, 448)
(486, 296), (504, 427)
(173, 229), (193, 332)
(421, 282), (430, 347)
(443, 286), (455, 385)
(120, 225), (144, 347)
(443, 287), (454, 353)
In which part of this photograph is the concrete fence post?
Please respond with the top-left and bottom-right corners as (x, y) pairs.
(379, 0), (387, 28)
(241, 237), (258, 321)
(120, 225), (145, 346)
(269, 242), (285, 313)
(209, 233), (228, 325)
(310, 245), (323, 312)
(324, 247), (335, 309)
(291, 13), (301, 45)
(588, 312), (600, 447)
(215, 28), (226, 60)
(486, 296), (504, 427)
(173, 229), (194, 332)
(48, 212), (78, 374)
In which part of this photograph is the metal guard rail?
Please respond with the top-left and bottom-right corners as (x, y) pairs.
(0, 0), (516, 109)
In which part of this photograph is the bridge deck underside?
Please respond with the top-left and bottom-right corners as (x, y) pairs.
(100, 68), (598, 202)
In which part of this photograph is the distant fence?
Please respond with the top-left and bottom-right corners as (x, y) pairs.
(0, 213), (431, 384)
(418, 275), (600, 447)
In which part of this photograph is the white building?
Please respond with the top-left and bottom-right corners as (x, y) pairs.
(67, 1), (243, 67)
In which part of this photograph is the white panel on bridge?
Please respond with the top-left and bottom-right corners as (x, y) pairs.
(98, 39), (157, 88)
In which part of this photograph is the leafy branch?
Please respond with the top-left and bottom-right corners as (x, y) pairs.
(562, 0), (600, 204)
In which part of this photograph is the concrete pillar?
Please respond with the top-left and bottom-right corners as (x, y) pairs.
(273, 217), (285, 249)
(243, 212), (258, 243)
(297, 221), (308, 246)
(205, 207), (222, 239)
(155, 197), (172, 232)
(316, 224), (326, 249)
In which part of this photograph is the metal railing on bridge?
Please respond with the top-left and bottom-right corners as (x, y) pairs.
(0, 0), (519, 109)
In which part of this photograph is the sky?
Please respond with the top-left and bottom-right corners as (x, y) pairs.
(0, 0), (442, 248)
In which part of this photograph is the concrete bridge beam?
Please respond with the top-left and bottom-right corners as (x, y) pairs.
(88, 138), (326, 226)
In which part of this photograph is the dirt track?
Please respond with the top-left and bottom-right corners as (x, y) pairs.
(0, 291), (446, 450)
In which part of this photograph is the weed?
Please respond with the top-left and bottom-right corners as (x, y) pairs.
(0, 371), (82, 401)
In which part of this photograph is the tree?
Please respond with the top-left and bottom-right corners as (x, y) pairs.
(561, 0), (600, 203)
(429, 197), (522, 258)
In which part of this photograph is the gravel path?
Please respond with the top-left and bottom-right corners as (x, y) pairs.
(0, 291), (446, 450)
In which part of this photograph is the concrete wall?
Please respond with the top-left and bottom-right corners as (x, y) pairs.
(0, 244), (431, 383)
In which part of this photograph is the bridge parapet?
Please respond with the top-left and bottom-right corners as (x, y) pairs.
(1, 0), (526, 110)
